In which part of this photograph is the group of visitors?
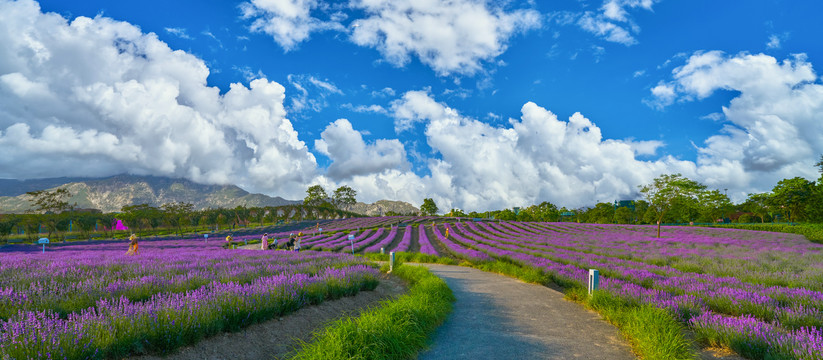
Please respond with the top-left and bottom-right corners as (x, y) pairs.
(261, 232), (302, 251)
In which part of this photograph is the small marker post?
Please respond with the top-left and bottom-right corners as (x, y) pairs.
(380, 247), (384, 255)
(204, 234), (208, 243)
(38, 238), (49, 253)
(588, 269), (599, 296)
(348, 234), (355, 254)
(389, 251), (395, 272)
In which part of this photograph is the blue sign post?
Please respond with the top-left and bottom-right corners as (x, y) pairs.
(348, 234), (355, 254)
(38, 238), (49, 253)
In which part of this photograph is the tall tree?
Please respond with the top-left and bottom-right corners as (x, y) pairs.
(161, 202), (194, 236)
(26, 188), (74, 241)
(332, 185), (357, 211)
(698, 189), (732, 223)
(809, 155), (823, 222)
(526, 201), (560, 222)
(769, 177), (813, 222)
(640, 174), (706, 238)
(420, 198), (438, 216)
(742, 193), (770, 223)
(304, 185), (329, 207)
(26, 188), (72, 214)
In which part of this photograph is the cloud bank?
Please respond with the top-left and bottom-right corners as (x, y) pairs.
(0, 0), (318, 198)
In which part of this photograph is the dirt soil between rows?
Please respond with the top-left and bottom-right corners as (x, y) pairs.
(131, 272), (407, 360)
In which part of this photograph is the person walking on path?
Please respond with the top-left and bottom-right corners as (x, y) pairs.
(261, 233), (269, 250)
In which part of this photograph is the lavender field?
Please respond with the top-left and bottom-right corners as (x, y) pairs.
(304, 218), (823, 359)
(0, 237), (379, 359)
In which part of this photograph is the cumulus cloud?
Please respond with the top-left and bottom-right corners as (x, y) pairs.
(0, 0), (318, 197)
(649, 51), (823, 193)
(571, 0), (660, 45)
(365, 90), (692, 210)
(349, 0), (542, 76)
(241, 0), (343, 51)
(315, 119), (409, 180)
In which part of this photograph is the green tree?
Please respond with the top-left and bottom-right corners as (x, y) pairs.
(698, 189), (732, 223)
(420, 198), (438, 216)
(120, 204), (159, 236)
(332, 185), (357, 210)
(161, 202), (194, 236)
(526, 201), (560, 222)
(0, 214), (18, 242)
(640, 174), (706, 238)
(25, 188), (74, 241)
(447, 208), (467, 217)
(769, 177), (814, 222)
(742, 193), (770, 223)
(614, 207), (633, 224)
(808, 155), (823, 222)
(304, 185), (329, 207)
(497, 209), (516, 221)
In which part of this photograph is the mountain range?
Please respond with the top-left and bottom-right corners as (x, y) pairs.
(0, 174), (419, 215)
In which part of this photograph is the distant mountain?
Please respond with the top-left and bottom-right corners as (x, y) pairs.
(0, 174), (300, 213)
(348, 200), (420, 216)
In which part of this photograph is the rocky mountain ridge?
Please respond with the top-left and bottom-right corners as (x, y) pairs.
(0, 174), (419, 216)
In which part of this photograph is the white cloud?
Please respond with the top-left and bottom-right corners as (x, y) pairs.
(286, 74), (342, 113)
(314, 119), (409, 180)
(349, 0), (542, 76)
(570, 0), (660, 45)
(649, 51), (823, 193)
(164, 27), (192, 40)
(0, 0), (318, 198)
(341, 103), (387, 114)
(766, 34), (781, 49)
(372, 90), (692, 210)
(241, 0), (343, 51)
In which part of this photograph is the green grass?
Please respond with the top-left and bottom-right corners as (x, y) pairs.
(361, 251), (458, 265)
(565, 287), (696, 360)
(708, 223), (823, 243)
(289, 264), (455, 360)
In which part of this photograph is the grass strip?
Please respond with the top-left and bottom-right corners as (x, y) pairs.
(566, 288), (696, 360)
(361, 251), (458, 265)
(289, 264), (455, 360)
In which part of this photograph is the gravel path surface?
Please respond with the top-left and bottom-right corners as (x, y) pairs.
(417, 264), (636, 360)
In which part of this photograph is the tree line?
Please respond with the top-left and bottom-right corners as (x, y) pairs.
(437, 156), (823, 231)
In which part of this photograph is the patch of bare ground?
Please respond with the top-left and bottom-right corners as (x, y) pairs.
(130, 273), (407, 360)
(699, 346), (747, 360)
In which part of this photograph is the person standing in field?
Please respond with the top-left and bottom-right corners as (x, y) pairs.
(261, 233), (269, 250)
(295, 232), (303, 252)
(226, 234), (233, 242)
(126, 233), (138, 255)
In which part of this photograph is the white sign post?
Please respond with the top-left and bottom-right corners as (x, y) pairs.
(38, 238), (49, 253)
(588, 269), (599, 296)
(348, 234), (355, 254)
(389, 251), (395, 272)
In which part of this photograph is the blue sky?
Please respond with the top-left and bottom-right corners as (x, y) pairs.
(1, 0), (822, 211)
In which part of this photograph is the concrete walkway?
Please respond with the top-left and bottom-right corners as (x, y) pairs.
(417, 264), (636, 360)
